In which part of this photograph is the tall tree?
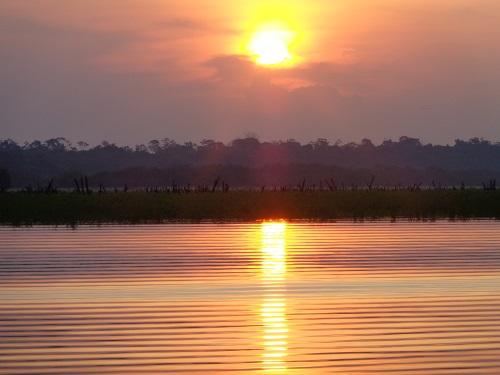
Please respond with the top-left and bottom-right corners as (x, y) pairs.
(0, 169), (11, 192)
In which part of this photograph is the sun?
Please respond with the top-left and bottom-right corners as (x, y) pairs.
(249, 26), (294, 66)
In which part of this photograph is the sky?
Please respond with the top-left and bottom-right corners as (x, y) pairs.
(1, 0), (500, 145)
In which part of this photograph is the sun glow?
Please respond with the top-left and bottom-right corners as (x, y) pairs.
(249, 26), (294, 66)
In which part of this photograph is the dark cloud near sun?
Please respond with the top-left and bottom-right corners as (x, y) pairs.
(204, 55), (257, 82)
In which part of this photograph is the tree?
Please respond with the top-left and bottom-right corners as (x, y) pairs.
(360, 138), (375, 148)
(135, 144), (148, 153)
(0, 169), (11, 192)
(231, 137), (260, 150)
(398, 136), (421, 147)
(45, 137), (71, 151)
(161, 138), (176, 150)
(0, 139), (21, 151)
(77, 141), (90, 150)
(312, 138), (329, 149)
(148, 140), (161, 154)
(26, 140), (45, 150)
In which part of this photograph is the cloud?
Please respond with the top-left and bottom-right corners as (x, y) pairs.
(289, 62), (383, 93)
(204, 55), (257, 82)
(202, 55), (375, 96)
(157, 17), (239, 35)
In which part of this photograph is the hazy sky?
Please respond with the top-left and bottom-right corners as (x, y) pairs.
(1, 0), (500, 144)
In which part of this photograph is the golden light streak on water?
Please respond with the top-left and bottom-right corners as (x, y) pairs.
(260, 222), (288, 373)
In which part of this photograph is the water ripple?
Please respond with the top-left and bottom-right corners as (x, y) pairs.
(1, 221), (500, 374)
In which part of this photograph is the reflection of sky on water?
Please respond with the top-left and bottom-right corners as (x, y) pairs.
(2, 223), (500, 373)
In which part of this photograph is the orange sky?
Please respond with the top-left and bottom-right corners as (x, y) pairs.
(1, 0), (500, 143)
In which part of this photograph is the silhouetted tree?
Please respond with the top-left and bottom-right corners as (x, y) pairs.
(2, 136), (500, 187)
(77, 141), (90, 150)
(135, 144), (148, 153)
(148, 140), (161, 154)
(0, 168), (11, 192)
(45, 137), (71, 151)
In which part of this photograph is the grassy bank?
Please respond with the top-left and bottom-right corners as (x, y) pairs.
(1, 190), (500, 225)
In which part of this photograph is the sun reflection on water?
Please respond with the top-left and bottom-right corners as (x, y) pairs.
(261, 222), (288, 373)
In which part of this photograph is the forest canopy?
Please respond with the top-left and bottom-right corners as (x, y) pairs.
(1, 137), (500, 188)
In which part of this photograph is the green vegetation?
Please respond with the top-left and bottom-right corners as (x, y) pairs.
(1, 190), (500, 225)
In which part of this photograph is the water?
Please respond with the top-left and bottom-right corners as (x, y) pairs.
(1, 221), (500, 374)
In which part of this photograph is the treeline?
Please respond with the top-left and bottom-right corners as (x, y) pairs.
(1, 136), (500, 188)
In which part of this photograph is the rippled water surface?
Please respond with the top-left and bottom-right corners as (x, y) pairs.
(1, 221), (500, 374)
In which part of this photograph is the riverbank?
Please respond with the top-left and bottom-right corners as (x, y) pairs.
(1, 190), (499, 225)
